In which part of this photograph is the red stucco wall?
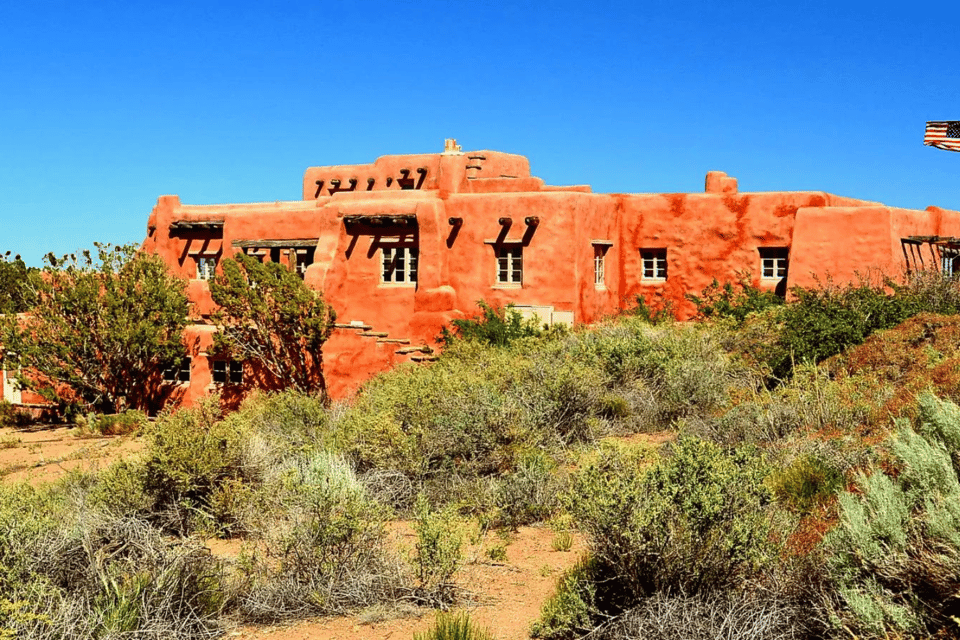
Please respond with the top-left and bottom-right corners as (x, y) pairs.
(141, 144), (960, 405)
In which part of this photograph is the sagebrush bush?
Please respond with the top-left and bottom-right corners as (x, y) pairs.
(236, 452), (402, 621)
(493, 449), (562, 529)
(540, 437), (776, 638)
(822, 393), (960, 637)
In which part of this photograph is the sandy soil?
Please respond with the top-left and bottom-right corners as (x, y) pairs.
(230, 524), (587, 640)
(1, 425), (671, 640)
(0, 423), (145, 484)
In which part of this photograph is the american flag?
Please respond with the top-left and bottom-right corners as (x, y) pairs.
(924, 121), (960, 152)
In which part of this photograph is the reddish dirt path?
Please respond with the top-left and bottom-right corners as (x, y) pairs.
(232, 524), (586, 640)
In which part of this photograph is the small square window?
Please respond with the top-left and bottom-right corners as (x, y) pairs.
(381, 246), (418, 284)
(640, 249), (667, 281)
(495, 245), (523, 285)
(162, 357), (191, 384)
(759, 247), (789, 280)
(196, 256), (217, 281)
(212, 360), (243, 385)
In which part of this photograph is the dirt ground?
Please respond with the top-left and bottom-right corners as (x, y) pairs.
(0, 425), (671, 640)
(0, 423), (146, 484)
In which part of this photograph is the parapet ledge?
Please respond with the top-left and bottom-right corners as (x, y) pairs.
(705, 171), (738, 194)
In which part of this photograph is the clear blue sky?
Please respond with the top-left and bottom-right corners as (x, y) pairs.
(2, 0), (959, 266)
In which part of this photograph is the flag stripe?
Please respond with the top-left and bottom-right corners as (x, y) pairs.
(925, 121), (960, 152)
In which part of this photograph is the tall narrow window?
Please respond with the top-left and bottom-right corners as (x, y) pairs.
(196, 256), (217, 281)
(759, 247), (789, 281)
(496, 245), (523, 285)
(640, 249), (667, 281)
(593, 243), (611, 289)
(381, 246), (418, 284)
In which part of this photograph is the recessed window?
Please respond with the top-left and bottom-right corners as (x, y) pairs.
(594, 245), (609, 289)
(496, 245), (523, 285)
(196, 256), (217, 281)
(759, 247), (789, 280)
(640, 249), (667, 281)
(295, 247), (315, 278)
(162, 357), (191, 384)
(212, 360), (243, 385)
(381, 246), (418, 284)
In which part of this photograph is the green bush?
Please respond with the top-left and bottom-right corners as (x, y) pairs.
(141, 397), (248, 535)
(236, 451), (401, 621)
(822, 393), (960, 637)
(493, 450), (562, 529)
(687, 276), (784, 324)
(531, 556), (600, 640)
(439, 301), (546, 347)
(767, 453), (844, 514)
(543, 437), (775, 636)
(74, 409), (147, 436)
(412, 493), (463, 607)
(415, 612), (494, 640)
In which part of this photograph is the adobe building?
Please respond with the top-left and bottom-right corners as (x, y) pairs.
(139, 139), (960, 404)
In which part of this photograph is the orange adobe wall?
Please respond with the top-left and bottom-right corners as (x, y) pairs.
(141, 141), (960, 405)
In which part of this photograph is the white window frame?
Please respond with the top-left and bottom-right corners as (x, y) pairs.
(196, 255), (217, 281)
(495, 244), (523, 286)
(381, 245), (418, 285)
(640, 249), (667, 281)
(759, 247), (789, 280)
(295, 248), (315, 278)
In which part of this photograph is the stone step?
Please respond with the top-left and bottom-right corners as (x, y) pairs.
(377, 338), (411, 344)
(410, 354), (439, 363)
(360, 331), (388, 338)
(334, 322), (372, 330)
(395, 345), (432, 355)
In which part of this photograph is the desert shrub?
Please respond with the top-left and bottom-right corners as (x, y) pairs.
(531, 556), (601, 640)
(74, 409), (147, 437)
(493, 450), (562, 529)
(705, 363), (876, 446)
(0, 484), (224, 640)
(222, 389), (329, 468)
(439, 301), (546, 347)
(569, 319), (747, 430)
(412, 493), (463, 607)
(592, 591), (808, 640)
(235, 452), (401, 621)
(768, 453), (844, 515)
(415, 611), (494, 640)
(688, 276), (784, 324)
(544, 437), (776, 636)
(0, 401), (31, 428)
(623, 294), (673, 324)
(141, 397), (249, 535)
(333, 339), (608, 506)
(822, 393), (960, 637)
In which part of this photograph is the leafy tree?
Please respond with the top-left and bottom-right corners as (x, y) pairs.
(1, 244), (189, 413)
(208, 252), (336, 395)
(0, 252), (37, 314)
